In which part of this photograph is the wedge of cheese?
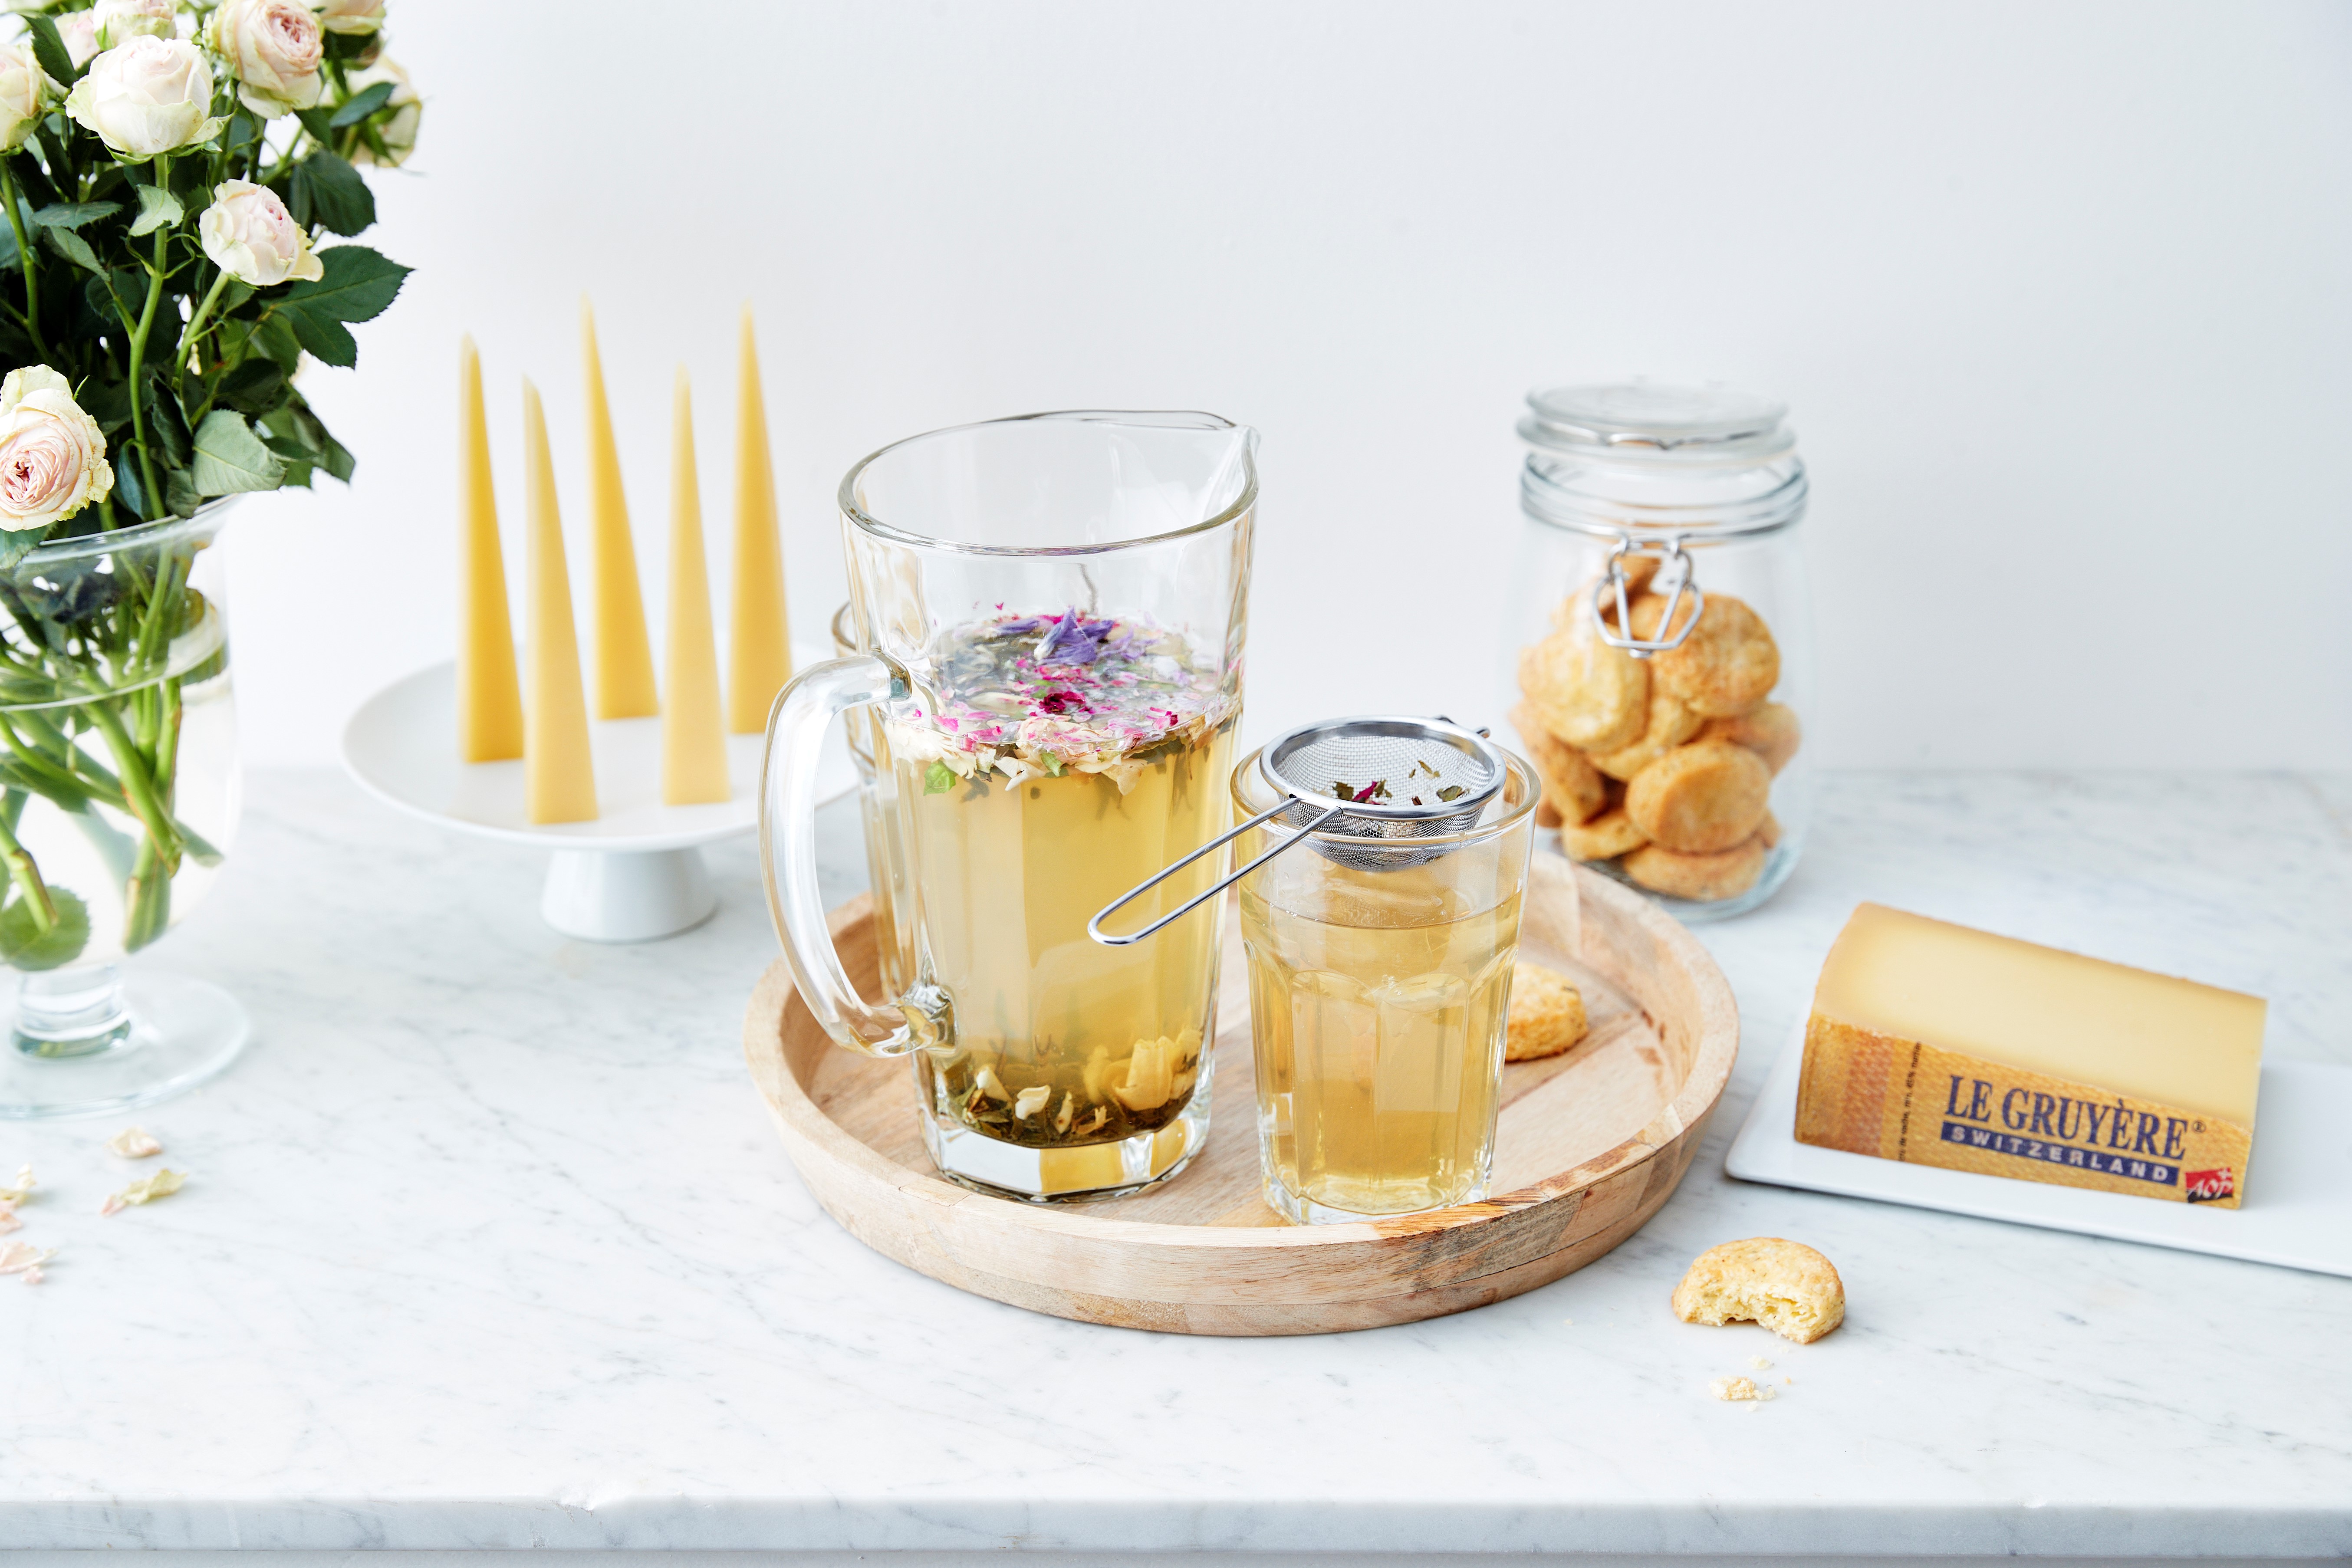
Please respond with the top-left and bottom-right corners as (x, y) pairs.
(1796, 904), (2264, 1207)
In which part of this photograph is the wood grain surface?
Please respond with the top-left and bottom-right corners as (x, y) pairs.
(743, 852), (1739, 1335)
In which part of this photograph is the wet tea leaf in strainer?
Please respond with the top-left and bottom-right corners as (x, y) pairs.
(1089, 716), (1508, 947)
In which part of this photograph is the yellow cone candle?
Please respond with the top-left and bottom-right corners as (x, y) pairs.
(456, 337), (524, 762)
(520, 380), (599, 825)
(726, 305), (791, 733)
(661, 368), (731, 805)
(579, 299), (659, 720)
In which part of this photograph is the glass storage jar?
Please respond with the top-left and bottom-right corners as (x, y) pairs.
(1503, 382), (1813, 921)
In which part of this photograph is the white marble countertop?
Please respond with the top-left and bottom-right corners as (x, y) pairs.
(1, 770), (2347, 1559)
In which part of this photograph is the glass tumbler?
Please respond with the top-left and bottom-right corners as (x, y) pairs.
(765, 412), (1257, 1202)
(1230, 747), (1539, 1223)
(1504, 381), (1814, 921)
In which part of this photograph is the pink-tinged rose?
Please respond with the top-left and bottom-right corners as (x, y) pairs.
(0, 44), (58, 151)
(199, 179), (323, 287)
(343, 56), (418, 168)
(92, 0), (176, 49)
(0, 367), (114, 534)
(56, 12), (101, 69)
(63, 36), (223, 160)
(313, 0), (384, 36)
(206, 0), (322, 117)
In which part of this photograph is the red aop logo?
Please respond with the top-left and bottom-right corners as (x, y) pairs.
(2185, 1167), (2236, 1203)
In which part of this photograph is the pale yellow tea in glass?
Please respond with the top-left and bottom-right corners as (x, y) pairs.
(1231, 750), (1536, 1223)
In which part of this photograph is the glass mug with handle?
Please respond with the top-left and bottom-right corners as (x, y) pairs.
(764, 412), (1257, 1201)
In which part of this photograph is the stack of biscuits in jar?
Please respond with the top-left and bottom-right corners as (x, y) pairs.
(1513, 559), (1800, 903)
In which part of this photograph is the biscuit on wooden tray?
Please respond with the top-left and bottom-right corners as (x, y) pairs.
(1510, 702), (1607, 824)
(1558, 803), (1646, 862)
(1621, 837), (1766, 901)
(1589, 684), (1706, 782)
(1624, 741), (1770, 853)
(1628, 591), (1781, 718)
(1504, 962), (1589, 1062)
(1672, 1237), (1845, 1344)
(1517, 621), (1648, 752)
(1698, 700), (1802, 776)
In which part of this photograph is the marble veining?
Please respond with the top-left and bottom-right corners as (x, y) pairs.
(0, 770), (2345, 1556)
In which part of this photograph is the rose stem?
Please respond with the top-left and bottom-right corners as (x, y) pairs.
(0, 159), (47, 362)
(121, 155), (172, 519)
(0, 805), (55, 934)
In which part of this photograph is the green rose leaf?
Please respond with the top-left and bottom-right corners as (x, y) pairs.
(211, 358), (287, 415)
(129, 185), (184, 238)
(189, 410), (285, 495)
(287, 151), (374, 237)
(144, 377), (193, 469)
(269, 244), (411, 368)
(32, 201), (123, 231)
(77, 376), (131, 434)
(39, 224), (102, 274)
(164, 467), (204, 518)
(329, 81), (397, 128)
(288, 401), (355, 481)
(21, 14), (76, 89)
(0, 886), (90, 972)
(0, 534), (38, 574)
(261, 435), (315, 489)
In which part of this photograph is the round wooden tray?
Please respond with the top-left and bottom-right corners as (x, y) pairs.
(742, 853), (1738, 1336)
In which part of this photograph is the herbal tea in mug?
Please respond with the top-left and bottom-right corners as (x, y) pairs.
(764, 413), (1255, 1201)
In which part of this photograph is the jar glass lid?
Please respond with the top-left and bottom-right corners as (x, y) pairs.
(1520, 381), (1794, 464)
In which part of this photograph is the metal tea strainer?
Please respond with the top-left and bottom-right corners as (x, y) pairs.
(1087, 716), (1509, 947)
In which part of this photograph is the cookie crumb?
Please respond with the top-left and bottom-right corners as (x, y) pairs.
(1749, 1356), (1773, 1370)
(1560, 1318), (1574, 1327)
(1710, 1376), (1760, 1402)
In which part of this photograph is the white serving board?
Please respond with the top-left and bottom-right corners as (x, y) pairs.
(1726, 1018), (2352, 1278)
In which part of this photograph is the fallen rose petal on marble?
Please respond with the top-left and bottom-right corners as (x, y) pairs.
(0, 1202), (18, 1234)
(102, 1168), (185, 1215)
(106, 1127), (163, 1158)
(0, 1164), (34, 1204)
(0, 1239), (55, 1275)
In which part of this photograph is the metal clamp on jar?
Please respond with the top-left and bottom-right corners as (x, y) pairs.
(1503, 382), (1814, 920)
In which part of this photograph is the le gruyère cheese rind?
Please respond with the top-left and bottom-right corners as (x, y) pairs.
(1795, 904), (2264, 1207)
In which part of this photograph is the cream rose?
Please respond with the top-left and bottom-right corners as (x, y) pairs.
(0, 368), (114, 534)
(57, 12), (101, 69)
(343, 56), (418, 168)
(64, 36), (224, 161)
(313, 0), (384, 36)
(92, 0), (177, 49)
(206, 0), (321, 117)
(199, 179), (322, 287)
(0, 45), (57, 152)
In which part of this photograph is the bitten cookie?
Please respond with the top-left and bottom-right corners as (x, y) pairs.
(1589, 684), (1705, 782)
(1504, 962), (1589, 1062)
(1630, 591), (1781, 718)
(1671, 1237), (1845, 1344)
(1517, 620), (1648, 753)
(1621, 835), (1767, 901)
(1624, 741), (1771, 853)
(1511, 702), (1607, 823)
(1559, 804), (1646, 862)
(1699, 701), (1802, 776)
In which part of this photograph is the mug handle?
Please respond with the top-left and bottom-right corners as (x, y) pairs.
(759, 654), (951, 1058)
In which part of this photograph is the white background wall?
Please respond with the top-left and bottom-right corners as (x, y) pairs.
(221, 0), (2352, 769)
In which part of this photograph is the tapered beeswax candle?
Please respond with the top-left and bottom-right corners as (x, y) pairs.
(456, 337), (523, 762)
(726, 305), (791, 733)
(661, 369), (730, 805)
(579, 299), (659, 720)
(520, 381), (599, 825)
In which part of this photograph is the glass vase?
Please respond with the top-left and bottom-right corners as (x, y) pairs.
(0, 507), (247, 1118)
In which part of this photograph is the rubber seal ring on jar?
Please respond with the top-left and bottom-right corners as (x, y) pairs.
(1592, 535), (1704, 660)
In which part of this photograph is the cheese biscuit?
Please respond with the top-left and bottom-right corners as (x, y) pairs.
(1621, 835), (1768, 902)
(1589, 685), (1706, 782)
(1511, 702), (1608, 824)
(1517, 620), (1648, 753)
(1698, 701), (1802, 776)
(1504, 962), (1589, 1062)
(1629, 591), (1780, 719)
(1624, 741), (1771, 854)
(1558, 803), (1646, 862)
(1671, 1237), (1845, 1344)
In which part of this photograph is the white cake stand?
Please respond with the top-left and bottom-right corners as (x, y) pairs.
(340, 651), (851, 942)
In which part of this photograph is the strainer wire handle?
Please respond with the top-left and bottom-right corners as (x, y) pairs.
(1087, 796), (1342, 947)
